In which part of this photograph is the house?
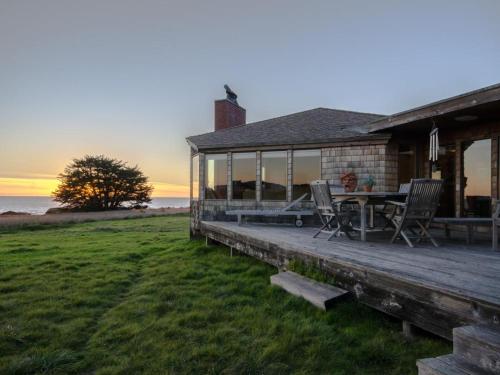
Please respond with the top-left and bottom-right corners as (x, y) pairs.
(186, 84), (500, 346)
(186, 83), (500, 237)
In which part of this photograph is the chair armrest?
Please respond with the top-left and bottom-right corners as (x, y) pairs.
(385, 200), (406, 207)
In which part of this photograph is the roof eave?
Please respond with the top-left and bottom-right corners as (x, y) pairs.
(191, 133), (391, 152)
(368, 83), (500, 132)
(185, 137), (199, 153)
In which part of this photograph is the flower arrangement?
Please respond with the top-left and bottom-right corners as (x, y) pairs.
(340, 171), (358, 192)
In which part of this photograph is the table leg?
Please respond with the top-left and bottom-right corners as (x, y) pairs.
(369, 205), (374, 228)
(359, 199), (367, 241)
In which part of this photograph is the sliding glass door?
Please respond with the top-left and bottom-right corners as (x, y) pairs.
(462, 138), (491, 217)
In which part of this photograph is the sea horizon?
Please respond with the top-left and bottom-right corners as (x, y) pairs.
(0, 196), (190, 215)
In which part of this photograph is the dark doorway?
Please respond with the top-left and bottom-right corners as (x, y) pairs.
(432, 144), (456, 217)
(398, 144), (416, 185)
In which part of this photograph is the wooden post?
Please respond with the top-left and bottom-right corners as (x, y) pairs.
(402, 320), (415, 340)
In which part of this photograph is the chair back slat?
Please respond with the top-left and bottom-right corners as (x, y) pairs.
(310, 180), (333, 213)
(399, 183), (411, 193)
(405, 179), (443, 217)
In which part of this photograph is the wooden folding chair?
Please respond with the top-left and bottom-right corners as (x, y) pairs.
(310, 180), (356, 240)
(386, 179), (443, 247)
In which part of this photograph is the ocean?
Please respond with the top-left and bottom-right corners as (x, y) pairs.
(0, 196), (190, 215)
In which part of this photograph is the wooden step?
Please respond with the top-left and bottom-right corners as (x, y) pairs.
(270, 271), (349, 310)
(453, 325), (500, 374)
(417, 354), (489, 375)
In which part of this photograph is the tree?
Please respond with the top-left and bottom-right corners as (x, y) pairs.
(53, 155), (153, 211)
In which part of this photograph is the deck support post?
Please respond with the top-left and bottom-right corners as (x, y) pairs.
(230, 247), (233, 257)
(402, 320), (415, 340)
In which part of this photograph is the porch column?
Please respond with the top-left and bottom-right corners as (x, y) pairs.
(256, 151), (262, 203)
(492, 135), (499, 203)
(455, 141), (462, 217)
(199, 153), (206, 201)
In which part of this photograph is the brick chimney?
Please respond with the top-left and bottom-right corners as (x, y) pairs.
(214, 84), (246, 131)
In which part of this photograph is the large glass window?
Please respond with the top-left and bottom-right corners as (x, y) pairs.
(232, 152), (256, 200)
(191, 154), (199, 200)
(463, 138), (491, 217)
(205, 154), (227, 199)
(261, 151), (287, 200)
(293, 150), (320, 199)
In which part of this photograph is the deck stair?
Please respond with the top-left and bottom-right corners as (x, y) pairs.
(270, 271), (349, 310)
(417, 324), (500, 374)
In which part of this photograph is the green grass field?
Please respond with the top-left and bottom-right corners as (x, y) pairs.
(0, 215), (450, 374)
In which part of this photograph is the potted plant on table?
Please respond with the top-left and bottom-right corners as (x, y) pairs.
(361, 175), (376, 192)
(340, 171), (358, 192)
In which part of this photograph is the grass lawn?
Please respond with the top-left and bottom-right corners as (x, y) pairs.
(0, 215), (450, 374)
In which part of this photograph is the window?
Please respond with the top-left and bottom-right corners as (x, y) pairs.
(261, 151), (287, 200)
(191, 154), (199, 200)
(462, 138), (491, 217)
(293, 150), (320, 199)
(205, 154), (227, 199)
(232, 152), (256, 200)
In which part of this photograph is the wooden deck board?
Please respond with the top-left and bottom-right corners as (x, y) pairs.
(205, 222), (500, 304)
(201, 221), (500, 339)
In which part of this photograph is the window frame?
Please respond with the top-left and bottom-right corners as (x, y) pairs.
(231, 152), (257, 200)
(204, 153), (228, 200)
(260, 150), (288, 201)
(292, 149), (321, 200)
(191, 153), (200, 201)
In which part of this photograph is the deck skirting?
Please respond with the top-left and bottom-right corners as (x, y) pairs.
(201, 221), (500, 340)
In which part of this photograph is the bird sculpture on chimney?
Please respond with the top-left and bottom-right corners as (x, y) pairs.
(224, 84), (238, 105)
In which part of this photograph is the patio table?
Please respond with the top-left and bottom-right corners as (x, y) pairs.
(330, 191), (407, 241)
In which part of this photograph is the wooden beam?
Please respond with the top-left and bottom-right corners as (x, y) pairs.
(368, 84), (500, 132)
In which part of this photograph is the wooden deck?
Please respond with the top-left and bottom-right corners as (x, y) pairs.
(201, 221), (500, 340)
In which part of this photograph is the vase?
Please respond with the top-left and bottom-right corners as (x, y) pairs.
(340, 172), (358, 193)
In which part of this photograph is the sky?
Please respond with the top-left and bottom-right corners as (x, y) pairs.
(1, 0), (500, 197)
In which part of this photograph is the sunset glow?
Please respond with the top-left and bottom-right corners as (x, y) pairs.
(0, 177), (189, 198)
(0, 178), (59, 197)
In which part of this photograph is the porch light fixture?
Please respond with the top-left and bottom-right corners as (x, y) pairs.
(454, 115), (478, 122)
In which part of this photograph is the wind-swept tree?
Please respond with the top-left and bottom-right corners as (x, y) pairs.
(53, 155), (153, 211)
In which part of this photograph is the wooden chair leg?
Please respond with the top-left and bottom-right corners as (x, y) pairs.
(399, 228), (414, 248)
(313, 224), (327, 238)
(415, 220), (439, 247)
(327, 226), (341, 240)
(314, 216), (335, 238)
(390, 220), (403, 244)
(391, 219), (415, 247)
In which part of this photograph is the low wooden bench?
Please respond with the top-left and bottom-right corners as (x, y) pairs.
(433, 217), (492, 245)
(226, 193), (314, 227)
